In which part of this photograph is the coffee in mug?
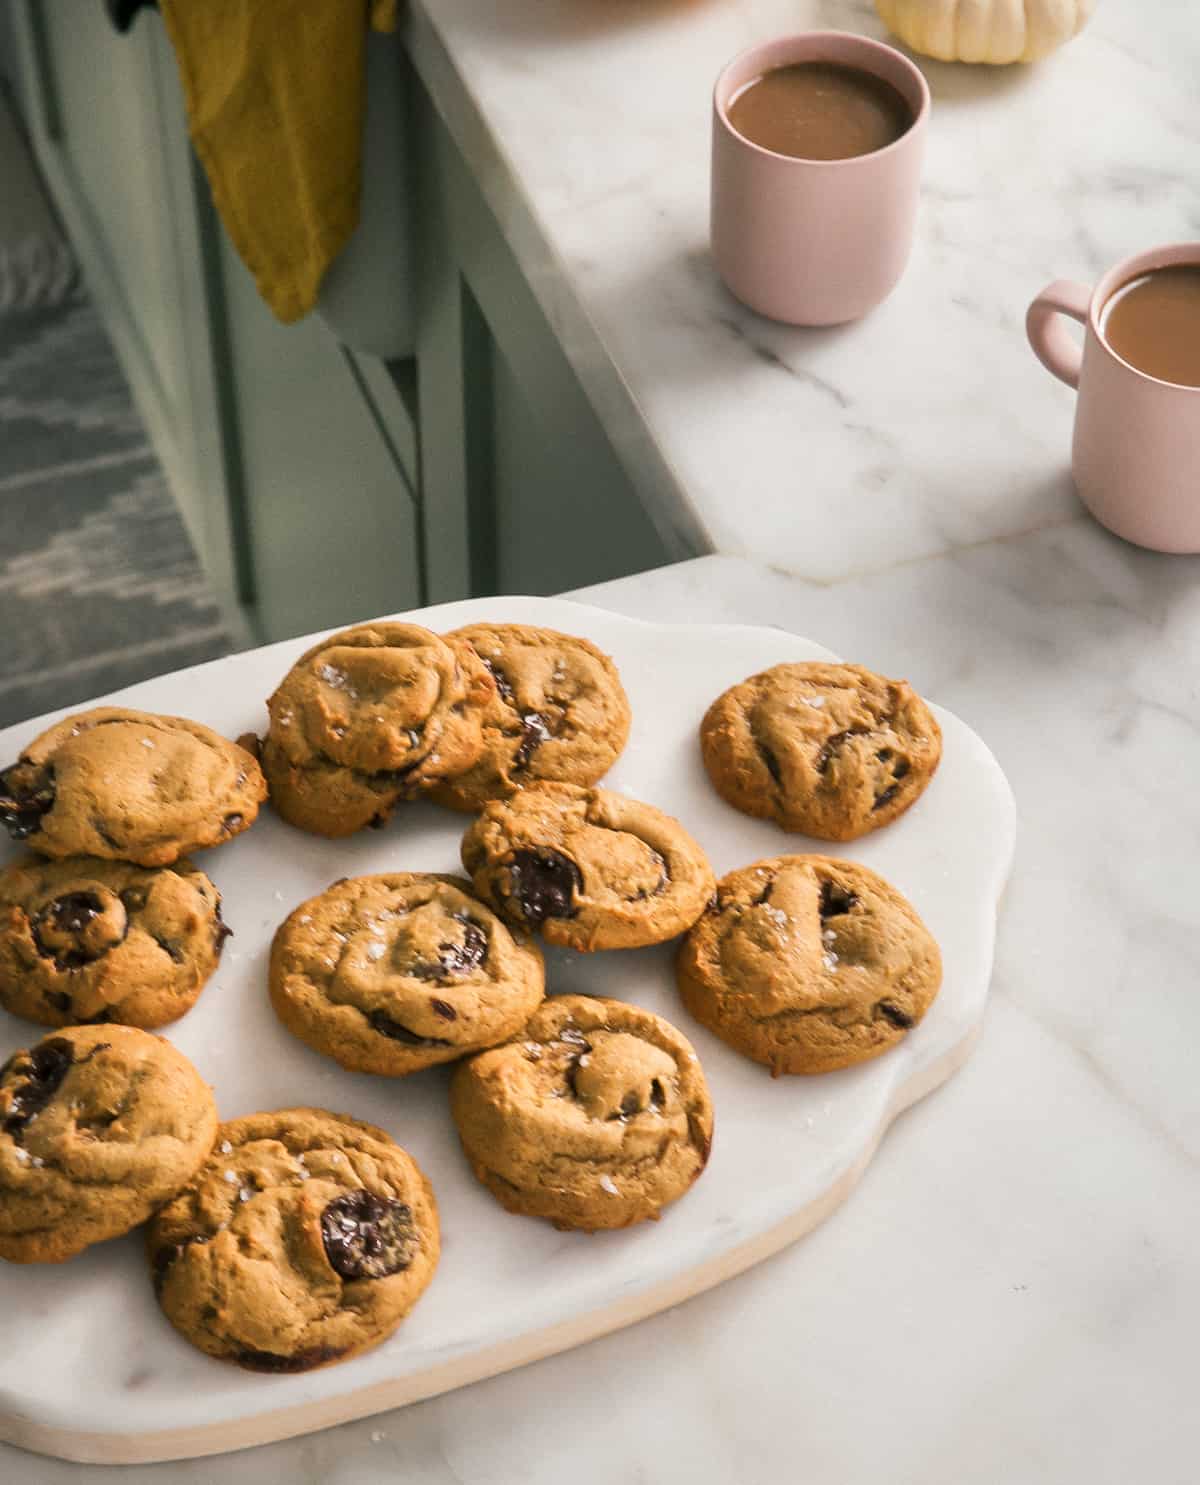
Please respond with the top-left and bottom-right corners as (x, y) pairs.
(726, 61), (914, 162)
(711, 32), (930, 326)
(1099, 265), (1200, 388)
(1027, 244), (1200, 552)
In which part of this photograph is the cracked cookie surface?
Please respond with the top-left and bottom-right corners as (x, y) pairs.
(700, 662), (942, 840)
(0, 1024), (217, 1263)
(451, 995), (712, 1231)
(427, 623), (631, 812)
(461, 783), (715, 951)
(0, 707), (265, 865)
(269, 874), (545, 1076)
(677, 855), (942, 1075)
(146, 1107), (439, 1371)
(262, 622), (494, 837)
(0, 855), (228, 1029)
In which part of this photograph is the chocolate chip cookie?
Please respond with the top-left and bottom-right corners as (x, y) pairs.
(0, 855), (228, 1029)
(146, 1107), (439, 1372)
(0, 1025), (218, 1263)
(261, 622), (494, 836)
(269, 874), (545, 1076)
(677, 855), (942, 1075)
(0, 707), (265, 865)
(426, 623), (631, 812)
(461, 783), (716, 951)
(451, 995), (712, 1231)
(699, 662), (942, 840)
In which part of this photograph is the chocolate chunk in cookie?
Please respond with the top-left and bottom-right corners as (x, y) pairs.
(269, 873), (545, 1075)
(700, 662), (942, 840)
(146, 1107), (439, 1370)
(461, 783), (714, 951)
(0, 855), (228, 1029)
(0, 708), (265, 865)
(261, 622), (494, 837)
(677, 854), (942, 1075)
(0, 1025), (217, 1263)
(451, 995), (713, 1231)
(427, 624), (631, 811)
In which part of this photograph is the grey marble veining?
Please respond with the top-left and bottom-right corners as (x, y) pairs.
(407, 0), (1200, 581)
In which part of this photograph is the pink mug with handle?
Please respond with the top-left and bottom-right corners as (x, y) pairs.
(1027, 243), (1200, 552)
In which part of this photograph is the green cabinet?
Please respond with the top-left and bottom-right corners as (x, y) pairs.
(4, 1), (681, 643)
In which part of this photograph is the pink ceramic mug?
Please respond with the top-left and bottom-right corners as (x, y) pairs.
(1027, 243), (1200, 552)
(711, 32), (930, 326)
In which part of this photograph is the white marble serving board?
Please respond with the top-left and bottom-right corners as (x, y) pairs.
(0, 597), (1014, 1465)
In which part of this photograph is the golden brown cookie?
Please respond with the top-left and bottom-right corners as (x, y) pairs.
(461, 782), (715, 951)
(0, 855), (228, 1029)
(0, 707), (265, 865)
(427, 623), (631, 812)
(677, 854), (942, 1075)
(699, 662), (942, 840)
(269, 873), (545, 1076)
(261, 622), (494, 836)
(0, 1025), (218, 1263)
(450, 995), (712, 1231)
(146, 1107), (439, 1372)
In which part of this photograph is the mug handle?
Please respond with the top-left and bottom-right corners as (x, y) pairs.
(1026, 281), (1091, 390)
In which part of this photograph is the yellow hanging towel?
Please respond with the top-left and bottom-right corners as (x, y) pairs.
(160, 0), (397, 324)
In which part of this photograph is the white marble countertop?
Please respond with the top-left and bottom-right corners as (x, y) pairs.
(405, 0), (1200, 579)
(8, 533), (1199, 1481)
(9, 5), (1200, 1477)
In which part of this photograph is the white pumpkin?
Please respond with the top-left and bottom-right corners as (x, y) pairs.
(875, 0), (1095, 64)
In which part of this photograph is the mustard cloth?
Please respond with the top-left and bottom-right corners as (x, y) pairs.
(160, 0), (397, 324)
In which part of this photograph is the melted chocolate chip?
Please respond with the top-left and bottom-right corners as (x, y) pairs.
(222, 813), (243, 834)
(513, 711), (551, 769)
(2, 1037), (76, 1135)
(234, 1344), (349, 1374)
(429, 998), (457, 1021)
(893, 758), (911, 781)
(758, 739), (782, 785)
(214, 911), (233, 953)
(0, 761), (55, 841)
(816, 727), (871, 774)
(367, 1010), (453, 1047)
(650, 1077), (666, 1112)
(632, 848), (669, 901)
(120, 886), (148, 912)
(819, 880), (859, 919)
(618, 1091), (640, 1118)
(31, 891), (110, 969)
(508, 849), (582, 924)
(481, 657), (516, 706)
(153, 935), (186, 964)
(872, 786), (900, 811)
(320, 1191), (418, 1279)
(46, 990), (72, 1014)
(410, 918), (488, 984)
(878, 1001), (915, 1029)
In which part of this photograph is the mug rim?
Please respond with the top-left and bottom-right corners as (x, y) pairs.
(1090, 242), (1200, 392)
(713, 30), (931, 169)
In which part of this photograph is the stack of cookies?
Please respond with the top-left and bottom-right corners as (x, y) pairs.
(0, 614), (948, 1381)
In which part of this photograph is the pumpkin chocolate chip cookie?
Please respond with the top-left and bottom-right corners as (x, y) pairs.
(269, 874), (545, 1076)
(0, 1024), (218, 1263)
(0, 855), (229, 1029)
(261, 622), (494, 836)
(427, 623), (631, 812)
(677, 854), (942, 1075)
(460, 782), (715, 951)
(0, 707), (265, 865)
(146, 1107), (439, 1372)
(699, 661), (942, 840)
(451, 995), (713, 1231)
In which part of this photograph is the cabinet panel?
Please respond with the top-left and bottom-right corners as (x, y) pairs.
(37, 3), (184, 435)
(216, 238), (422, 641)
